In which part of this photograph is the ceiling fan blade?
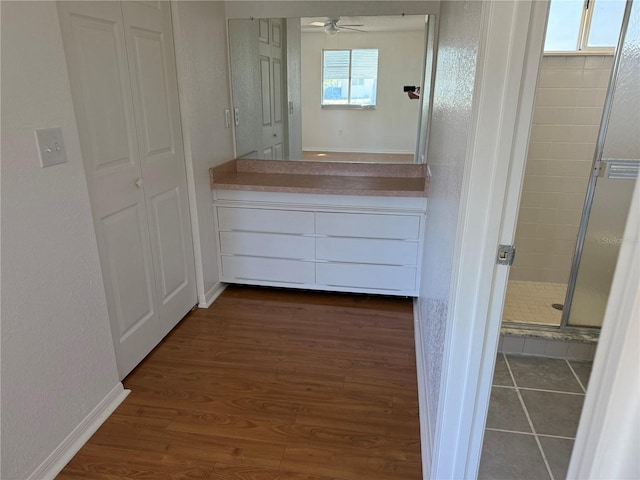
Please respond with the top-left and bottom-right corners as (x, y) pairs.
(309, 22), (325, 27)
(340, 26), (367, 33)
(338, 24), (364, 27)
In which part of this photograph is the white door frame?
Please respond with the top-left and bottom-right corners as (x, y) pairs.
(433, 0), (640, 478)
(430, 1), (547, 477)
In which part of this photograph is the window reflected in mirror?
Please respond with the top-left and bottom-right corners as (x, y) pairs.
(321, 48), (379, 107)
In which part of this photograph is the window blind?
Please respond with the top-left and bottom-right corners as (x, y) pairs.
(323, 50), (350, 80)
(351, 49), (378, 80)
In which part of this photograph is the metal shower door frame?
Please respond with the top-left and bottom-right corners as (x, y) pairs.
(560, 0), (636, 329)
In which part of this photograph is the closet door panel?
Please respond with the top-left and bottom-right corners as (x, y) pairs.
(100, 202), (160, 368)
(129, 27), (174, 159)
(150, 186), (190, 303)
(122, 1), (196, 335)
(70, 15), (134, 173)
(58, 1), (162, 379)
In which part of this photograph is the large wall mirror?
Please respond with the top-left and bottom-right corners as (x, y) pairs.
(228, 14), (437, 164)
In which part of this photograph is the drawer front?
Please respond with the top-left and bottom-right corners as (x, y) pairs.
(316, 237), (419, 266)
(218, 207), (314, 234)
(220, 232), (314, 260)
(316, 263), (416, 291)
(316, 212), (420, 239)
(221, 256), (315, 284)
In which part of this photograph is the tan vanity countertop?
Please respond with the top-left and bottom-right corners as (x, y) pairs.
(209, 159), (429, 197)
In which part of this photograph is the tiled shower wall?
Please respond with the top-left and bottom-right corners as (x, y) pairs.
(510, 55), (614, 284)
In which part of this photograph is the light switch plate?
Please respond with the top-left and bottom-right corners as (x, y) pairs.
(35, 127), (67, 168)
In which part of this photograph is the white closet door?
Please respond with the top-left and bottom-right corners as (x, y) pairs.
(58, 1), (196, 378)
(58, 1), (162, 378)
(121, 1), (196, 337)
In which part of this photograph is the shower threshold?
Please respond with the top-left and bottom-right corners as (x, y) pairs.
(501, 323), (599, 342)
(499, 323), (598, 361)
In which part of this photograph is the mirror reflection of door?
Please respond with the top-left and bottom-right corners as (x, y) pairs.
(259, 18), (286, 160)
(229, 18), (288, 160)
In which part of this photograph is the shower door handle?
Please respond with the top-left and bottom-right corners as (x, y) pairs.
(597, 158), (640, 179)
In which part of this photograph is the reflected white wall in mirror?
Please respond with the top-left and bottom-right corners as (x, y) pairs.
(228, 15), (431, 163)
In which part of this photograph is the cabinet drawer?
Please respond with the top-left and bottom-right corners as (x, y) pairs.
(221, 256), (315, 284)
(316, 263), (416, 291)
(217, 207), (314, 234)
(316, 212), (420, 239)
(316, 237), (418, 266)
(220, 232), (314, 260)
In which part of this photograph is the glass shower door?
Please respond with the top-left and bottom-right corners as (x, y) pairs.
(565, 0), (640, 328)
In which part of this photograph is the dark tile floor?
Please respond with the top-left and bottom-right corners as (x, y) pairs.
(479, 354), (592, 480)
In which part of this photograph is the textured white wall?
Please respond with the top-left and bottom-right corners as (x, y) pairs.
(301, 30), (424, 154)
(172, 1), (236, 301)
(418, 0), (482, 442)
(0, 2), (120, 478)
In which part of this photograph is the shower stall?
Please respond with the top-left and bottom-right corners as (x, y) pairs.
(503, 0), (639, 340)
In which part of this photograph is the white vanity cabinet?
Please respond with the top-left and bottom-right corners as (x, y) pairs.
(213, 190), (427, 296)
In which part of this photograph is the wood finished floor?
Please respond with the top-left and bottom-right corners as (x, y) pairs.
(57, 285), (422, 480)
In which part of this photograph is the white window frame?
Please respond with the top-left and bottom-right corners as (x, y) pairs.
(321, 48), (378, 109)
(545, 0), (620, 55)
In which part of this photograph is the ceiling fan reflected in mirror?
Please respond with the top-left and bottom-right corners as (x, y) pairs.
(308, 18), (367, 36)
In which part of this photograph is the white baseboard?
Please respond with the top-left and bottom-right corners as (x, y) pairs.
(198, 282), (226, 308)
(27, 383), (130, 480)
(414, 298), (433, 480)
